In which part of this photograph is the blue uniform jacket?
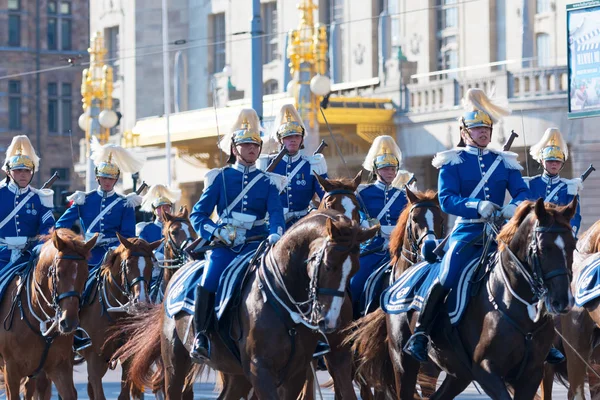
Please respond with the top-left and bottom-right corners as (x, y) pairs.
(434, 146), (529, 243)
(357, 181), (408, 251)
(137, 220), (163, 243)
(257, 153), (327, 224)
(525, 174), (582, 235)
(0, 181), (55, 267)
(190, 162), (286, 242)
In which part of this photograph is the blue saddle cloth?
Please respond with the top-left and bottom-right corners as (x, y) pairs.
(164, 260), (204, 318)
(0, 258), (32, 302)
(575, 254), (600, 307)
(381, 257), (479, 325)
(81, 265), (102, 305)
(360, 260), (392, 316)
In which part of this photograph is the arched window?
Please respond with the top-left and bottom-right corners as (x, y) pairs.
(263, 79), (279, 95)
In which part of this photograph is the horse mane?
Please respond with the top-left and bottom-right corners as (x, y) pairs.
(100, 237), (152, 282)
(389, 190), (438, 267)
(496, 200), (572, 250)
(579, 219), (600, 254)
(324, 177), (358, 190)
(36, 229), (88, 278)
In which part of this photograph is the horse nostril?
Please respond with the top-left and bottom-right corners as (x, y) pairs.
(60, 318), (69, 331)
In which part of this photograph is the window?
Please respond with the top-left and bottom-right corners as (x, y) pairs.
(8, 81), (22, 130)
(388, 0), (400, 48)
(48, 82), (72, 134)
(8, 15), (21, 47)
(536, 33), (551, 67)
(436, 0), (458, 76)
(211, 13), (226, 74)
(263, 79), (279, 95)
(262, 2), (278, 64)
(537, 0), (551, 14)
(47, 1), (72, 50)
(105, 26), (120, 78)
(8, 0), (20, 9)
(327, 0), (345, 82)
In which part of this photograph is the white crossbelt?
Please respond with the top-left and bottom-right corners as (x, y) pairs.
(468, 155), (503, 199)
(0, 192), (35, 230)
(221, 173), (264, 218)
(544, 183), (565, 203)
(376, 190), (402, 222)
(86, 197), (122, 236)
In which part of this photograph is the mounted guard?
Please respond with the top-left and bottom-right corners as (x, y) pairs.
(189, 108), (285, 362)
(0, 135), (55, 272)
(526, 128), (582, 237)
(55, 138), (145, 268)
(403, 88), (530, 362)
(351, 135), (411, 311)
(257, 104), (327, 228)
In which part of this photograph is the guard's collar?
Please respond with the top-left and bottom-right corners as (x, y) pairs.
(374, 181), (390, 190)
(465, 145), (490, 156)
(233, 162), (257, 173)
(7, 181), (29, 195)
(284, 153), (302, 163)
(97, 187), (116, 197)
(542, 172), (560, 185)
(153, 219), (164, 228)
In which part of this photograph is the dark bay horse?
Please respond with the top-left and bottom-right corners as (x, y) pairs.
(115, 210), (378, 399)
(79, 233), (161, 400)
(0, 229), (97, 400)
(352, 198), (578, 399)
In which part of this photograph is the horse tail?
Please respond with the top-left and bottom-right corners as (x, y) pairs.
(110, 304), (164, 390)
(345, 308), (396, 395)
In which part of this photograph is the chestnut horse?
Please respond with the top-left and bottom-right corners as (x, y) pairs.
(78, 232), (161, 400)
(352, 198), (578, 399)
(115, 210), (378, 399)
(0, 229), (97, 400)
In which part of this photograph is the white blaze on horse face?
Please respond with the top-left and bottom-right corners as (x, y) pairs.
(341, 196), (356, 220)
(555, 235), (567, 264)
(181, 222), (193, 239)
(136, 257), (148, 303)
(425, 210), (436, 241)
(324, 256), (352, 330)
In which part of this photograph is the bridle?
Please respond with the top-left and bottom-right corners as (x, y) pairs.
(321, 189), (360, 219)
(163, 218), (195, 267)
(401, 201), (444, 265)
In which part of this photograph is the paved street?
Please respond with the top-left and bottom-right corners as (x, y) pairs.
(44, 363), (570, 399)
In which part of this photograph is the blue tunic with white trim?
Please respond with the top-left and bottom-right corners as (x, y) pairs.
(137, 220), (163, 244)
(0, 181), (55, 270)
(525, 174), (582, 236)
(55, 188), (136, 267)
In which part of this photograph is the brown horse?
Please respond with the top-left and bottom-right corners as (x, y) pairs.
(0, 229), (97, 400)
(544, 219), (600, 400)
(79, 233), (161, 400)
(115, 210), (378, 399)
(352, 198), (578, 399)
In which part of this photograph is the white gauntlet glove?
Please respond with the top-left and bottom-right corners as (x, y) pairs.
(477, 200), (500, 219)
(501, 204), (518, 220)
(214, 227), (233, 246)
(267, 233), (281, 245)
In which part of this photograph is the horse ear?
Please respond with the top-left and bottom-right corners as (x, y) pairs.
(433, 191), (440, 204)
(116, 232), (134, 250)
(358, 225), (379, 244)
(181, 205), (189, 218)
(52, 230), (66, 252)
(405, 186), (418, 204)
(561, 195), (578, 222)
(351, 170), (363, 191)
(534, 198), (549, 224)
(83, 233), (99, 253)
(314, 172), (334, 193)
(163, 211), (173, 222)
(326, 218), (342, 239)
(149, 239), (163, 251)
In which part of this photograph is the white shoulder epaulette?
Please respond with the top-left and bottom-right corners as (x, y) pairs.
(487, 148), (523, 170)
(561, 177), (583, 195)
(66, 190), (87, 206)
(432, 148), (464, 169)
(135, 221), (151, 236)
(357, 183), (369, 193)
(204, 168), (222, 189)
(124, 192), (142, 208)
(30, 187), (55, 208)
(307, 153), (328, 175)
(264, 171), (287, 192)
(256, 154), (272, 172)
(522, 175), (537, 188)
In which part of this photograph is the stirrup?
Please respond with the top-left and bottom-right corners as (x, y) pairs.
(190, 333), (211, 363)
(403, 332), (430, 362)
(312, 341), (331, 358)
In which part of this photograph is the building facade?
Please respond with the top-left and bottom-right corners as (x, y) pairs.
(0, 0), (89, 210)
(88, 0), (600, 230)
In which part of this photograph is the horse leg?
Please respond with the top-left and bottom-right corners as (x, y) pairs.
(163, 324), (192, 400)
(33, 372), (52, 400)
(298, 366), (315, 400)
(217, 373), (252, 400)
(324, 335), (358, 400)
(4, 363), (23, 400)
(470, 361), (512, 400)
(540, 364), (554, 400)
(419, 363), (441, 398)
(589, 364), (600, 398)
(247, 362), (280, 400)
(512, 368), (545, 400)
(120, 359), (143, 400)
(47, 365), (78, 400)
(428, 375), (470, 400)
(397, 355), (419, 400)
(86, 352), (109, 400)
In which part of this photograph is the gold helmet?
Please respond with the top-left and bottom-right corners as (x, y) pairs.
(140, 184), (182, 213)
(363, 135), (402, 172)
(3, 135), (40, 172)
(530, 128), (568, 164)
(218, 109), (263, 163)
(458, 88), (511, 146)
(274, 104), (305, 142)
(91, 137), (145, 179)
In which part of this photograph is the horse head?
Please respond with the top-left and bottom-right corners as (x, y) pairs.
(315, 171), (362, 223)
(308, 215), (378, 332)
(107, 233), (162, 311)
(389, 188), (446, 276)
(163, 206), (197, 265)
(498, 197), (578, 315)
(38, 229), (97, 334)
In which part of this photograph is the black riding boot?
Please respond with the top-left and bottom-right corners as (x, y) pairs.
(545, 346), (566, 364)
(190, 284), (213, 363)
(403, 281), (447, 363)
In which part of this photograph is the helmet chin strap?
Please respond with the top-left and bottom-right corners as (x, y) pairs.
(233, 143), (262, 165)
(463, 127), (491, 149)
(8, 169), (35, 188)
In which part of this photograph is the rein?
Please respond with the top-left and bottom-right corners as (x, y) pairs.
(161, 218), (194, 268)
(400, 201), (444, 265)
